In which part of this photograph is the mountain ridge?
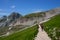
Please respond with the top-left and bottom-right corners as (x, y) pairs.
(0, 7), (60, 36)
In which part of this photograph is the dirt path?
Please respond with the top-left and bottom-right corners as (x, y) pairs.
(35, 19), (51, 40)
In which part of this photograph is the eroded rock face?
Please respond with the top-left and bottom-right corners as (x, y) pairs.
(0, 12), (22, 27)
(45, 8), (60, 19)
(9, 8), (60, 26)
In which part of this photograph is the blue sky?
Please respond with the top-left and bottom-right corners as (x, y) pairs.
(0, 0), (60, 16)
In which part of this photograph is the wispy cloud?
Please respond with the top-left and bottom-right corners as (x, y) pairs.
(0, 9), (2, 12)
(33, 10), (42, 13)
(11, 5), (16, 9)
(0, 9), (6, 13)
(31, 9), (44, 13)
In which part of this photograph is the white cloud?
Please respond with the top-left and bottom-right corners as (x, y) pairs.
(11, 5), (16, 9)
(31, 9), (44, 13)
(33, 10), (42, 13)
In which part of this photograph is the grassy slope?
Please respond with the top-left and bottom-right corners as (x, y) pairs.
(0, 25), (38, 40)
(43, 14), (60, 40)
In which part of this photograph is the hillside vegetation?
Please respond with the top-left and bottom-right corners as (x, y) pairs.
(0, 24), (38, 40)
(24, 12), (46, 18)
(43, 14), (60, 40)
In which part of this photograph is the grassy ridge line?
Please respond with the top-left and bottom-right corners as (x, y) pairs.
(0, 24), (38, 40)
(12, 24), (38, 36)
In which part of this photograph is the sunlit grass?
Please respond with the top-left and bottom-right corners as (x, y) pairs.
(43, 14), (60, 40)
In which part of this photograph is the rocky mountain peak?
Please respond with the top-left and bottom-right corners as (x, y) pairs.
(8, 12), (22, 20)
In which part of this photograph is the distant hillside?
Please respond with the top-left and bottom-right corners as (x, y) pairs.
(43, 14), (60, 40)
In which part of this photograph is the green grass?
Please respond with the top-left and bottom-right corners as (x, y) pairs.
(43, 14), (60, 40)
(0, 24), (38, 40)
